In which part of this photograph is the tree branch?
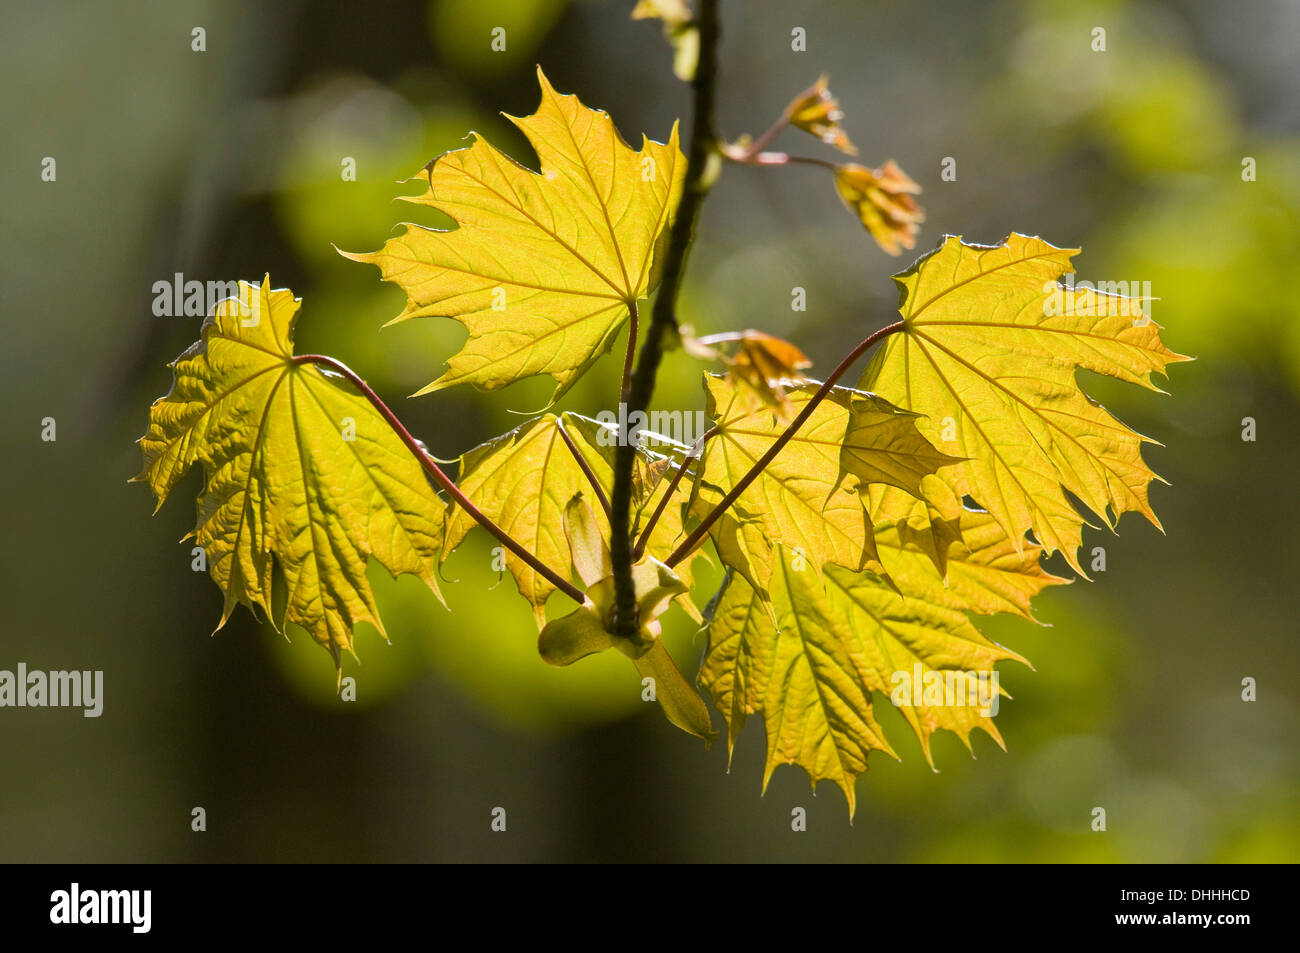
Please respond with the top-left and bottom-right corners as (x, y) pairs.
(609, 0), (721, 639)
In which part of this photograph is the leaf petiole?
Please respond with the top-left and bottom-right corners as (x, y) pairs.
(556, 418), (612, 519)
(621, 299), (639, 402)
(721, 114), (790, 163)
(292, 353), (585, 605)
(728, 150), (841, 172)
(720, 74), (831, 163)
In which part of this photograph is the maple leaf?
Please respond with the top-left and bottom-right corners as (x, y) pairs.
(700, 494), (1066, 816)
(834, 160), (925, 255)
(560, 412), (708, 621)
(345, 68), (685, 401)
(860, 233), (1192, 574)
(538, 496), (714, 740)
(702, 555), (894, 816)
(691, 373), (961, 593)
(443, 413), (612, 626)
(133, 279), (445, 671)
(682, 329), (813, 422)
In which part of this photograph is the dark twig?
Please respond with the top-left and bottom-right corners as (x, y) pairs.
(608, 0), (721, 639)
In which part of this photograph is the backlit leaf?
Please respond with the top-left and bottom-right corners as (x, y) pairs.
(346, 68), (686, 401)
(700, 496), (1065, 816)
(834, 160), (925, 255)
(538, 495), (713, 740)
(133, 279), (445, 672)
(860, 233), (1191, 573)
(444, 414), (610, 625)
(692, 373), (960, 592)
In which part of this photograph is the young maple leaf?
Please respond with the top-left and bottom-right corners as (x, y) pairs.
(683, 329), (814, 422)
(860, 233), (1192, 575)
(787, 75), (858, 156)
(443, 414), (612, 627)
(133, 279), (445, 674)
(344, 68), (686, 403)
(834, 160), (925, 255)
(538, 496), (714, 741)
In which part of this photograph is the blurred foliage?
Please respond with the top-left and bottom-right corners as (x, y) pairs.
(428, 0), (568, 79)
(1, 0), (1297, 861)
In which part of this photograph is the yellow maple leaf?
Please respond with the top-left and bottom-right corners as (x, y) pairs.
(700, 500), (1066, 817)
(861, 233), (1192, 574)
(444, 414), (611, 626)
(345, 68), (685, 402)
(133, 279), (445, 672)
(834, 160), (925, 255)
(691, 373), (961, 593)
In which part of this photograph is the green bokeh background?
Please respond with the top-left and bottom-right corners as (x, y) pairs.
(1, 0), (1296, 861)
